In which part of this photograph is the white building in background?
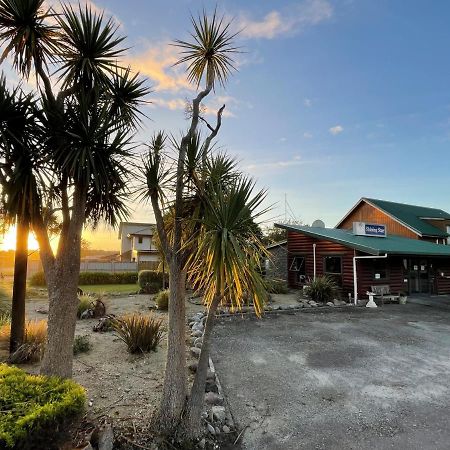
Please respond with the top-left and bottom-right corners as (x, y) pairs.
(118, 222), (160, 263)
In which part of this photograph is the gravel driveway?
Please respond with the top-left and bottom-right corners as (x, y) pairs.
(211, 303), (450, 449)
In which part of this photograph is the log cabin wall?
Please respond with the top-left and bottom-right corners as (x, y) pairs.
(434, 260), (450, 294)
(287, 231), (355, 295)
(356, 256), (406, 296)
(338, 202), (418, 239)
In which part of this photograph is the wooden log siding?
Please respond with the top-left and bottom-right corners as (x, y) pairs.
(287, 231), (409, 297)
(356, 256), (406, 296)
(338, 202), (419, 239)
(435, 260), (450, 294)
(287, 231), (355, 295)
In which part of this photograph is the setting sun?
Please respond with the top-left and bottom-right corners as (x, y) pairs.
(0, 226), (40, 251)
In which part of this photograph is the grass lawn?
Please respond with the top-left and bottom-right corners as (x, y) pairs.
(0, 277), (139, 303)
(78, 284), (139, 295)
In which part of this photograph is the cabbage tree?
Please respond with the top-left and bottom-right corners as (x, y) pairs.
(141, 11), (238, 433)
(0, 0), (149, 377)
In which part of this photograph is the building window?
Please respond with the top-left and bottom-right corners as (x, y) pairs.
(138, 236), (143, 244)
(324, 256), (342, 275)
(373, 259), (388, 281)
(289, 256), (306, 283)
(324, 256), (342, 286)
(447, 225), (450, 245)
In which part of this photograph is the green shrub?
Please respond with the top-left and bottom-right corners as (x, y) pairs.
(0, 364), (85, 449)
(138, 270), (167, 294)
(304, 276), (338, 303)
(29, 271), (46, 287)
(73, 335), (92, 355)
(264, 278), (289, 294)
(30, 271), (138, 287)
(112, 314), (164, 353)
(79, 271), (138, 285)
(155, 289), (169, 310)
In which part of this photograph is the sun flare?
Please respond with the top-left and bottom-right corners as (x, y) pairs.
(0, 226), (40, 251)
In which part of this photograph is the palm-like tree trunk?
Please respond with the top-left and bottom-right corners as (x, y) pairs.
(39, 188), (86, 378)
(9, 217), (28, 353)
(155, 264), (187, 432)
(180, 294), (220, 440)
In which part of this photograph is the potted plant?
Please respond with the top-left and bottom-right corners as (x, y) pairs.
(399, 291), (408, 304)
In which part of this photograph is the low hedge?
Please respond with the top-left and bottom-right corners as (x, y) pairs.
(30, 271), (138, 287)
(138, 270), (168, 294)
(0, 364), (86, 449)
(78, 271), (138, 285)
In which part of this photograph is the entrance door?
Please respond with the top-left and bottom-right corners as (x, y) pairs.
(409, 259), (430, 294)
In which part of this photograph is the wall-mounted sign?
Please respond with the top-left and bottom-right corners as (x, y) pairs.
(353, 222), (387, 238)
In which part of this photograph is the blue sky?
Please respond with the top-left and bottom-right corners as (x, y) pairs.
(5, 0), (450, 250)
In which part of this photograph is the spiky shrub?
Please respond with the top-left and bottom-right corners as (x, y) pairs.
(13, 320), (47, 363)
(112, 314), (164, 353)
(0, 364), (85, 449)
(73, 335), (92, 355)
(0, 310), (11, 326)
(155, 289), (169, 310)
(304, 276), (338, 303)
(0, 319), (47, 363)
(77, 294), (94, 318)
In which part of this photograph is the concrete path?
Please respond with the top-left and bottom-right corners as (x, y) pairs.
(212, 304), (450, 449)
(408, 294), (450, 309)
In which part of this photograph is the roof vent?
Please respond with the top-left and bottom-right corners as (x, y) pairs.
(312, 219), (325, 228)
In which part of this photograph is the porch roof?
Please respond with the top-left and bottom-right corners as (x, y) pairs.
(275, 224), (450, 257)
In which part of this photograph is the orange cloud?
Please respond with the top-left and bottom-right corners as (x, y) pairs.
(125, 42), (194, 93)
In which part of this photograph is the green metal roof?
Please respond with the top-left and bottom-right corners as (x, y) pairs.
(364, 198), (450, 237)
(276, 223), (450, 257)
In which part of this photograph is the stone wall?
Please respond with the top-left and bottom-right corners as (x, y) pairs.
(266, 244), (287, 280)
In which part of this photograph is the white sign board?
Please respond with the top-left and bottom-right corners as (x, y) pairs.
(353, 222), (387, 238)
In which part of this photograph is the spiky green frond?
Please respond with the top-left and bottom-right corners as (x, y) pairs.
(108, 66), (151, 129)
(187, 177), (269, 314)
(0, 74), (44, 223)
(138, 131), (169, 204)
(173, 10), (239, 90)
(56, 4), (126, 89)
(0, 0), (59, 78)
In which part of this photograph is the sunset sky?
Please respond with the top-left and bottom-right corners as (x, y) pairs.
(2, 0), (450, 251)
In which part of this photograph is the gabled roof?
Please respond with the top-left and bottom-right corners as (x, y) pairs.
(266, 240), (287, 250)
(336, 198), (450, 237)
(276, 223), (450, 257)
(118, 222), (156, 239)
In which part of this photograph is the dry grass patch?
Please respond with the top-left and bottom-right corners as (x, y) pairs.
(0, 320), (47, 363)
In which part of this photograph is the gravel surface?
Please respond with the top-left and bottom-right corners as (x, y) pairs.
(211, 302), (450, 449)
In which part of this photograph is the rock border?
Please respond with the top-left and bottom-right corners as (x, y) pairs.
(187, 312), (235, 447)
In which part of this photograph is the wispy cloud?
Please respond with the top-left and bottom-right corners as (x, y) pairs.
(303, 132), (313, 138)
(329, 125), (343, 135)
(150, 97), (187, 111)
(245, 155), (319, 175)
(238, 0), (333, 40)
(125, 41), (194, 93)
(304, 98), (312, 107)
(150, 95), (239, 119)
(203, 96), (239, 118)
